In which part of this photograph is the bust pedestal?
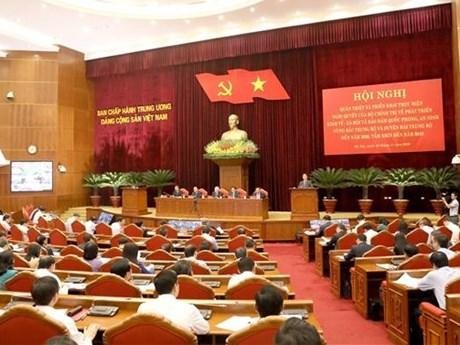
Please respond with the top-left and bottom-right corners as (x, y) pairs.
(210, 158), (253, 191)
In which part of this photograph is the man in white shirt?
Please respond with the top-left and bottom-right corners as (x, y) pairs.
(0, 214), (12, 233)
(84, 217), (97, 234)
(363, 223), (378, 245)
(228, 257), (256, 289)
(137, 270), (209, 334)
(443, 192), (459, 224)
(351, 214), (366, 233)
(65, 213), (80, 232)
(183, 245), (210, 270)
(418, 252), (460, 309)
(15, 220), (29, 241)
(444, 220), (460, 244)
(419, 218), (434, 239)
(110, 217), (124, 235)
(201, 227), (218, 251)
(431, 233), (456, 260)
(32, 277), (99, 345)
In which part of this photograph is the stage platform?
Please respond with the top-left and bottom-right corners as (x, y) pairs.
(81, 206), (441, 242)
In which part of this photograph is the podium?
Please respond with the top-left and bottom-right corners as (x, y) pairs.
(122, 187), (149, 216)
(290, 187), (319, 221)
(210, 158), (253, 191)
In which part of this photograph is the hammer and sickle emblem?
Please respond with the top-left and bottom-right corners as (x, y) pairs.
(217, 81), (233, 96)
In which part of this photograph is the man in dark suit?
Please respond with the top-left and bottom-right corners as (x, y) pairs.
(172, 185), (183, 198)
(326, 223), (347, 249)
(298, 173), (313, 188)
(316, 215), (332, 236)
(344, 234), (373, 261)
(191, 186), (202, 199)
(211, 186), (222, 198)
(229, 186), (240, 199)
(252, 187), (266, 199)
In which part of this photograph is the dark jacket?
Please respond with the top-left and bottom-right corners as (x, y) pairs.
(327, 230), (347, 249)
(317, 221), (333, 237)
(344, 242), (374, 261)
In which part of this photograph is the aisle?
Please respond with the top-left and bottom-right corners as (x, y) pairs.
(264, 243), (392, 345)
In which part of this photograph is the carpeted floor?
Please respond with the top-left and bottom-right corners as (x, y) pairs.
(265, 243), (392, 345)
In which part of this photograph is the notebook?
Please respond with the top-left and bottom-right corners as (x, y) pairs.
(64, 276), (86, 284)
(199, 309), (212, 320)
(88, 305), (119, 317)
(281, 309), (309, 319)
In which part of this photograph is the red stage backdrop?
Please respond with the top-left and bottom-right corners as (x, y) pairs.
(323, 79), (445, 155)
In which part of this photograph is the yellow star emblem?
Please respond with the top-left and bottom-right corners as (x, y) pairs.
(251, 76), (266, 92)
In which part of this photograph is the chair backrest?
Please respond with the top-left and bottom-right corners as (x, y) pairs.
(177, 275), (215, 299)
(323, 223), (338, 237)
(76, 231), (90, 245)
(99, 257), (141, 273)
(123, 224), (144, 237)
(398, 254), (432, 270)
(193, 226), (217, 237)
(370, 231), (395, 247)
(49, 229), (68, 246)
(228, 226), (254, 239)
(96, 223), (112, 235)
(158, 225), (178, 239)
(450, 242), (460, 252)
(225, 277), (288, 300)
(51, 218), (66, 232)
(101, 247), (123, 258)
(198, 188), (208, 197)
(248, 251), (269, 262)
(60, 244), (84, 257)
(363, 245), (393, 257)
(336, 233), (358, 250)
(27, 227), (41, 243)
(144, 249), (177, 261)
(236, 188), (247, 198)
(55, 254), (93, 272)
(10, 225), (24, 241)
(5, 271), (36, 292)
(226, 315), (286, 345)
(416, 243), (434, 254)
(13, 253), (31, 268)
(111, 233), (134, 247)
(228, 235), (251, 253)
(387, 218), (401, 233)
(190, 261), (212, 275)
(180, 188), (189, 197)
(449, 254), (460, 267)
(186, 235), (208, 248)
(37, 217), (49, 229)
(145, 235), (172, 251)
(219, 188), (229, 198)
(436, 215), (447, 227)
(71, 220), (86, 233)
(21, 204), (34, 222)
(196, 250), (224, 261)
(437, 226), (453, 240)
(0, 305), (68, 345)
(406, 228), (429, 245)
(445, 276), (460, 293)
(218, 261), (239, 275)
(86, 274), (141, 297)
(103, 313), (197, 345)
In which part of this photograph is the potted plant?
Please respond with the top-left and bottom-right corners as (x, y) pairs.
(83, 173), (106, 207)
(101, 172), (128, 207)
(417, 166), (458, 216)
(124, 171), (145, 188)
(143, 169), (176, 197)
(347, 168), (385, 214)
(310, 167), (348, 213)
(384, 168), (419, 216)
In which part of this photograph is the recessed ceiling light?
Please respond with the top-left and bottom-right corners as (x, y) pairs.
(249, 7), (255, 13)
(185, 19), (191, 24)
(260, 16), (266, 21)
(218, 15), (224, 20)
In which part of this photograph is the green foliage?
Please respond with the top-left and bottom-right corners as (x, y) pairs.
(143, 169), (176, 195)
(100, 172), (129, 196)
(310, 167), (348, 199)
(417, 166), (458, 199)
(346, 168), (385, 199)
(384, 168), (419, 199)
(125, 172), (145, 187)
(82, 173), (107, 195)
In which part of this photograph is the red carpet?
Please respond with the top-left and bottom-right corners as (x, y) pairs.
(265, 243), (392, 345)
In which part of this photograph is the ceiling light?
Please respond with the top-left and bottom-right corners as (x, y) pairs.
(185, 19), (191, 24)
(452, 154), (460, 165)
(250, 7), (255, 13)
(218, 15), (225, 21)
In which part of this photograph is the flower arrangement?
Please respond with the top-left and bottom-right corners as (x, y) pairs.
(203, 139), (260, 159)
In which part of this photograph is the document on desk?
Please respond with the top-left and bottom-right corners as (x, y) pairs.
(216, 316), (257, 331)
(393, 273), (421, 288)
(304, 230), (316, 236)
(376, 263), (397, 270)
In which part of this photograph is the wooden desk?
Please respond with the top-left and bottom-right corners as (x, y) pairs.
(314, 238), (330, 277)
(0, 292), (322, 345)
(328, 250), (351, 299)
(303, 231), (318, 262)
(447, 294), (460, 345)
(155, 197), (269, 220)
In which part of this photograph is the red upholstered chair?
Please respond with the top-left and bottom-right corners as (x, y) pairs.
(450, 242), (460, 252)
(196, 250), (224, 261)
(76, 231), (91, 245)
(219, 188), (229, 198)
(96, 223), (112, 235)
(10, 225), (25, 241)
(21, 204), (34, 222)
(102, 247), (123, 258)
(324, 224), (338, 237)
(248, 251), (269, 261)
(103, 313), (197, 345)
(225, 277), (288, 300)
(49, 229), (68, 246)
(186, 235), (208, 248)
(416, 243), (434, 254)
(13, 253), (31, 268)
(155, 225), (178, 239)
(55, 254), (93, 272)
(111, 233), (134, 247)
(436, 215), (447, 226)
(71, 220), (86, 233)
(198, 188), (208, 198)
(397, 254), (431, 270)
(336, 233), (358, 250)
(50, 218), (66, 232)
(356, 222), (376, 235)
(406, 228), (429, 245)
(228, 235), (252, 253)
(5, 271), (37, 292)
(0, 305), (68, 345)
(236, 188), (247, 198)
(99, 257), (141, 273)
(363, 245), (393, 257)
(37, 216), (49, 229)
(180, 188), (189, 197)
(228, 226), (254, 239)
(60, 244), (84, 257)
(145, 235), (172, 251)
(27, 227), (41, 243)
(387, 218), (400, 233)
(85, 274), (141, 298)
(123, 224), (144, 237)
(218, 261), (264, 275)
(190, 261), (212, 275)
(193, 226), (217, 237)
(144, 249), (176, 261)
(226, 315), (286, 345)
(176, 275), (215, 299)
(370, 231), (395, 247)
(449, 253), (460, 267)
(437, 226), (453, 241)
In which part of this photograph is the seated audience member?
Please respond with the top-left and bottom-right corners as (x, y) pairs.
(362, 223), (378, 244)
(0, 214), (12, 233)
(0, 209), (4, 221)
(25, 243), (42, 269)
(78, 233), (96, 250)
(235, 247), (247, 259)
(0, 251), (16, 289)
(35, 256), (62, 288)
(393, 233), (408, 256)
(172, 260), (193, 276)
(84, 217), (97, 234)
(229, 186), (240, 199)
(83, 242), (103, 271)
(65, 213), (80, 232)
(0, 234), (11, 252)
(431, 233), (456, 260)
(351, 214), (366, 233)
(191, 186), (202, 199)
(183, 245), (210, 269)
(110, 258), (133, 281)
(376, 217), (389, 232)
(157, 225), (168, 237)
(161, 242), (173, 253)
(228, 257), (256, 289)
(198, 241), (212, 252)
(15, 219), (29, 241)
(36, 234), (54, 255)
(419, 217), (434, 237)
(202, 227), (218, 251)
(418, 251), (460, 309)
(245, 239), (257, 252)
(403, 244), (419, 258)
(326, 223), (348, 249)
(344, 234), (373, 261)
(32, 277), (99, 345)
(122, 242), (153, 274)
(444, 219), (460, 244)
(255, 285), (284, 318)
(172, 185), (183, 198)
(275, 317), (322, 345)
(30, 206), (48, 224)
(110, 217), (125, 235)
(134, 221), (149, 237)
(398, 220), (410, 235)
(46, 336), (78, 345)
(252, 187), (266, 199)
(211, 186), (222, 198)
(316, 215), (332, 236)
(137, 270), (209, 334)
